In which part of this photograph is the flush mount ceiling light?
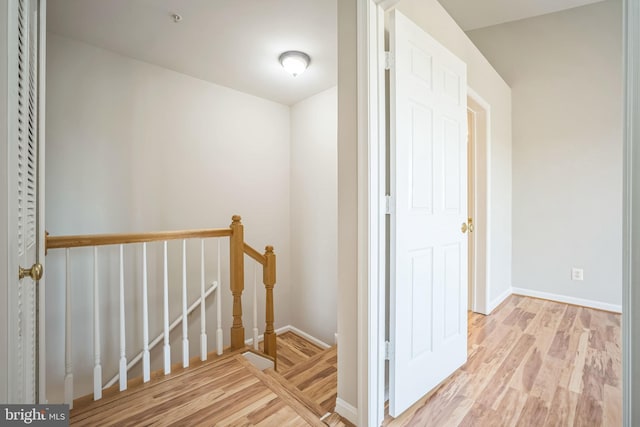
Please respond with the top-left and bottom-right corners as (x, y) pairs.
(279, 51), (311, 77)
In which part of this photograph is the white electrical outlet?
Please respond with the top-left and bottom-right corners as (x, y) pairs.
(571, 267), (584, 281)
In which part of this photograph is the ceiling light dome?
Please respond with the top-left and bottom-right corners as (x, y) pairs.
(279, 51), (310, 77)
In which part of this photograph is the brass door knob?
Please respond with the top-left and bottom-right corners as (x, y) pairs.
(19, 263), (43, 281)
(461, 222), (468, 234)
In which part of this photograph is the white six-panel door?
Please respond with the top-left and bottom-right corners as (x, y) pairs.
(388, 10), (468, 417)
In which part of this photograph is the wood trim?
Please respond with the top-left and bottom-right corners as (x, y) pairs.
(229, 215), (245, 349)
(235, 356), (327, 427)
(623, 0), (640, 424)
(243, 242), (266, 265)
(46, 228), (232, 250)
(262, 246), (277, 361)
(263, 368), (327, 417)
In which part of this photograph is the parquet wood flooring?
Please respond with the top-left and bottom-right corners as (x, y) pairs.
(280, 345), (338, 414)
(261, 331), (326, 371)
(261, 330), (339, 415)
(271, 333), (346, 426)
(383, 295), (622, 427)
(70, 332), (338, 426)
(69, 352), (322, 426)
(68, 297), (614, 426)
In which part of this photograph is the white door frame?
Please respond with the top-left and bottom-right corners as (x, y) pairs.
(355, 1), (388, 426)
(354, 1), (478, 425)
(466, 88), (491, 315)
(37, 0), (47, 404)
(622, 0), (639, 425)
(1, 0), (11, 403)
(356, 1), (638, 427)
(354, 3), (488, 425)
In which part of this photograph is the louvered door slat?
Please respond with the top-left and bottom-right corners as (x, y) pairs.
(10, 0), (40, 404)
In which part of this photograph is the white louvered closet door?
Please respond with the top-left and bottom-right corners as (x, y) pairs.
(9, 0), (43, 404)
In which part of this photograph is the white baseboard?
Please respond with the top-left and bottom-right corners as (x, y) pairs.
(245, 325), (332, 349)
(285, 325), (332, 349)
(511, 287), (622, 313)
(488, 287), (513, 313)
(335, 397), (358, 425)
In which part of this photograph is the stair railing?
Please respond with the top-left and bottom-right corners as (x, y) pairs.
(45, 215), (276, 408)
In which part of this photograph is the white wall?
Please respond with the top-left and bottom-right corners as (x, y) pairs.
(468, 0), (623, 310)
(290, 86), (337, 345)
(0, 0), (9, 404)
(45, 33), (292, 401)
(397, 0), (513, 311)
(336, 0), (358, 412)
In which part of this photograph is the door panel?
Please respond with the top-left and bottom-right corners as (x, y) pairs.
(388, 10), (468, 417)
(9, 0), (41, 403)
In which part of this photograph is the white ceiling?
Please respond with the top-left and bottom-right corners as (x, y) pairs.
(47, 0), (337, 106)
(47, 0), (605, 106)
(437, 0), (607, 31)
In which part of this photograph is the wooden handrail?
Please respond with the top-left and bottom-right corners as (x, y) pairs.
(47, 214), (278, 373)
(244, 243), (266, 265)
(46, 228), (232, 250)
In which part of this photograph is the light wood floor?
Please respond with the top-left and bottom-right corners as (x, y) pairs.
(70, 352), (322, 426)
(265, 331), (328, 371)
(263, 331), (351, 426)
(69, 295), (618, 426)
(270, 331), (339, 414)
(384, 295), (622, 427)
(70, 332), (343, 426)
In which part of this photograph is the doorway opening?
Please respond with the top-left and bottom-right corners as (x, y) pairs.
(467, 89), (491, 315)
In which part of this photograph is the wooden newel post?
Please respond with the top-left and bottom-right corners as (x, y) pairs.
(263, 245), (277, 361)
(230, 215), (245, 349)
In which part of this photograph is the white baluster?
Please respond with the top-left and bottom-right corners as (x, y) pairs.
(216, 239), (223, 356)
(142, 243), (150, 382)
(93, 247), (102, 400)
(118, 245), (127, 391)
(253, 264), (259, 350)
(200, 239), (207, 361)
(64, 249), (73, 409)
(163, 241), (171, 375)
(182, 240), (189, 368)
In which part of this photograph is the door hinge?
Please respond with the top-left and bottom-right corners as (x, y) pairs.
(384, 51), (394, 70)
(384, 341), (391, 360)
(385, 195), (394, 215)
